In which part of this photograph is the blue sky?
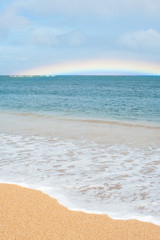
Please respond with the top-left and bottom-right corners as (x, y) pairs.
(0, 0), (160, 74)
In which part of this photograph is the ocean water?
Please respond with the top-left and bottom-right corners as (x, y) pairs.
(0, 75), (160, 225)
(0, 75), (160, 123)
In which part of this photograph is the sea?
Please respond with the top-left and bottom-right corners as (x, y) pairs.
(0, 75), (160, 225)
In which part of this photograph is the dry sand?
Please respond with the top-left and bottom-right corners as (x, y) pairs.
(0, 183), (160, 240)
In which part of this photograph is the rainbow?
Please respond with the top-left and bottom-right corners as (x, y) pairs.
(18, 58), (160, 75)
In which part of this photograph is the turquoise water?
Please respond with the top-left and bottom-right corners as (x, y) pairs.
(0, 75), (160, 123)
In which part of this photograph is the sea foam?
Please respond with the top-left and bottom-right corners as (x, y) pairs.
(0, 133), (160, 225)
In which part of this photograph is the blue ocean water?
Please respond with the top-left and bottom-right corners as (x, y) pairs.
(0, 75), (160, 124)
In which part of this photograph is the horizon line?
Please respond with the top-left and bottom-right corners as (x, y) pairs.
(1, 74), (160, 77)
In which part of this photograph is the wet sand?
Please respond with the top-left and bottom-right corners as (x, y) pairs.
(0, 183), (160, 240)
(0, 111), (160, 146)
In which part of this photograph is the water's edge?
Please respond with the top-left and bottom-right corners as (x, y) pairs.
(0, 180), (160, 226)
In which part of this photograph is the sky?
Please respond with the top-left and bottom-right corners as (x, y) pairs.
(0, 0), (160, 75)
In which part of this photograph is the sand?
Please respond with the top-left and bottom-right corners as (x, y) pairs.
(1, 111), (160, 146)
(0, 183), (160, 240)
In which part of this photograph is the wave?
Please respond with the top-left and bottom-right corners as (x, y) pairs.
(0, 133), (160, 225)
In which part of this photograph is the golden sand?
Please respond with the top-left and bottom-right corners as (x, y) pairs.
(0, 183), (160, 240)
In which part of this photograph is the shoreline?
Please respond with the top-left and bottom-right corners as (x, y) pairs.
(0, 110), (160, 146)
(0, 183), (160, 240)
(1, 109), (160, 128)
(1, 180), (160, 226)
(1, 130), (160, 225)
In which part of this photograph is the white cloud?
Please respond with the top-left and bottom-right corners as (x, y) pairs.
(0, 7), (29, 41)
(11, 0), (160, 18)
(120, 29), (160, 52)
(29, 28), (86, 47)
(12, 0), (110, 17)
(60, 30), (86, 47)
(0, 1), (86, 47)
(29, 27), (60, 46)
(0, 0), (160, 74)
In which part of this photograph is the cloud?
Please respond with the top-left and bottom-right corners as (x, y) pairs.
(0, 6), (29, 41)
(12, 0), (160, 19)
(12, 0), (111, 17)
(120, 29), (160, 52)
(60, 30), (86, 47)
(29, 27), (86, 47)
(0, 0), (160, 74)
(29, 27), (60, 46)
(0, 1), (87, 46)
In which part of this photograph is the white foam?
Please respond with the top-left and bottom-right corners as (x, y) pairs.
(0, 133), (160, 225)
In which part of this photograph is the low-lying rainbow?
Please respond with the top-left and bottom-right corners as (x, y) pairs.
(18, 59), (160, 75)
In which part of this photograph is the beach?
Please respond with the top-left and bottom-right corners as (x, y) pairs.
(0, 76), (160, 237)
(0, 183), (160, 240)
(0, 113), (160, 224)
